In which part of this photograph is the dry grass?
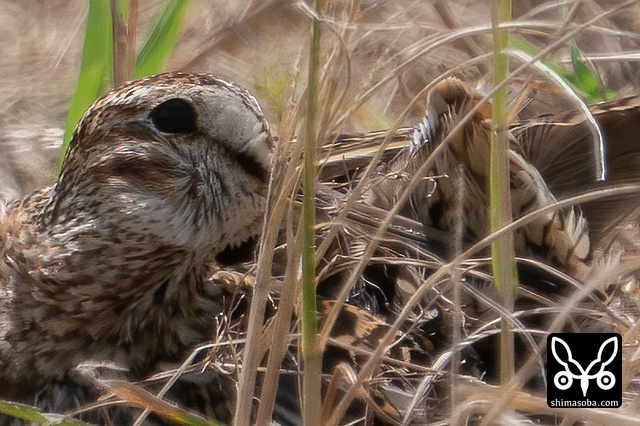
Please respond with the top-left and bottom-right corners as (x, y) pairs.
(2, 0), (640, 424)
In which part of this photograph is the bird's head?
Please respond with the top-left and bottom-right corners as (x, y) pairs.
(50, 73), (272, 256)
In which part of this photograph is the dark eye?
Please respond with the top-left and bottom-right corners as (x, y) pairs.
(150, 98), (197, 134)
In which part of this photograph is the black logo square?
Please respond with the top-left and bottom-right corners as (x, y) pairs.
(547, 333), (622, 408)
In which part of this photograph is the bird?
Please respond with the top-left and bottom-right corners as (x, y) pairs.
(0, 71), (443, 425)
(356, 78), (591, 279)
(1, 70), (638, 425)
(0, 72), (273, 421)
(332, 79), (640, 305)
(322, 81), (640, 276)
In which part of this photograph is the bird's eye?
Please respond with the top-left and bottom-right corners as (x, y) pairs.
(150, 98), (197, 134)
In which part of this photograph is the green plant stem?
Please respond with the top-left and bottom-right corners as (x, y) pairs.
(57, 0), (113, 174)
(490, 0), (516, 385)
(301, 1), (323, 424)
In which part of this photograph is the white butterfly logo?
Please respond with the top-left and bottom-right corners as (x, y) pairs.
(551, 336), (617, 397)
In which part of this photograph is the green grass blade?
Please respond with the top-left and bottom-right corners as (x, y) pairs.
(490, 0), (517, 385)
(511, 37), (613, 102)
(301, 0), (323, 423)
(114, 0), (129, 17)
(0, 400), (87, 425)
(133, 0), (190, 78)
(0, 400), (49, 423)
(511, 37), (567, 77)
(569, 44), (613, 102)
(57, 0), (113, 173)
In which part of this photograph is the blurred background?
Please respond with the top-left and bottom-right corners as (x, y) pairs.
(1, 0), (639, 200)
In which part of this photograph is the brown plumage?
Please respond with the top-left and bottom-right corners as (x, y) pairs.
(1, 70), (638, 425)
(0, 71), (440, 425)
(365, 78), (591, 278)
(322, 83), (640, 278)
(0, 72), (272, 412)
